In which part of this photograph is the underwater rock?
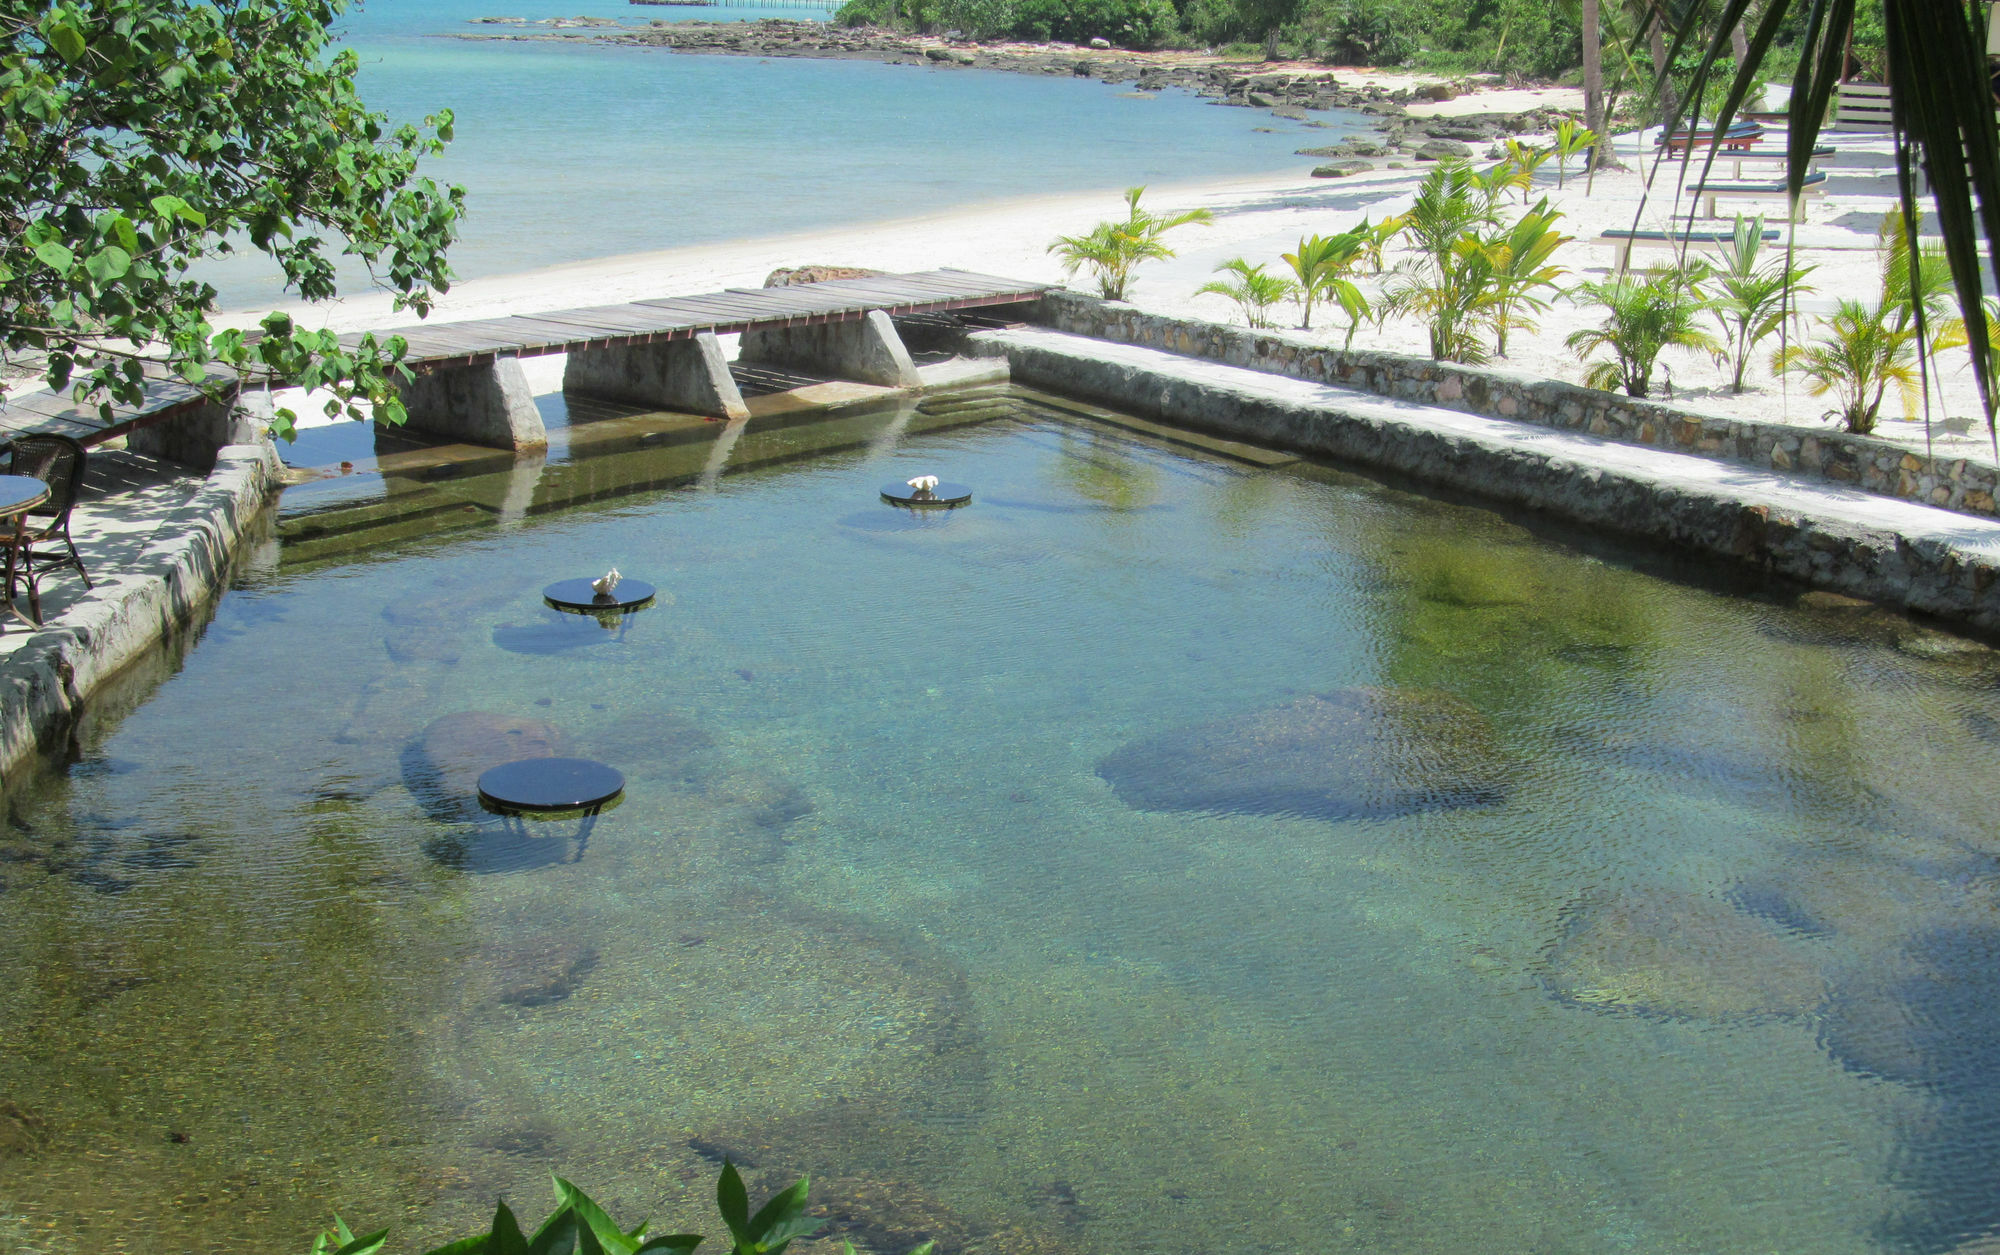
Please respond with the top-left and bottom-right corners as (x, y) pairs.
(383, 629), (463, 665)
(585, 709), (715, 770)
(402, 712), (571, 824)
(1820, 926), (2000, 1252)
(491, 935), (600, 1008)
(1542, 889), (1825, 1020)
(1096, 687), (1510, 822)
(1760, 594), (1917, 649)
(695, 766), (815, 832)
(0, 1100), (50, 1157)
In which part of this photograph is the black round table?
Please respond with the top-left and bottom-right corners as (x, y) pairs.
(543, 577), (656, 615)
(476, 757), (625, 860)
(881, 480), (972, 509)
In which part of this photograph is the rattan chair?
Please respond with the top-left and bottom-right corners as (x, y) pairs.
(4, 434), (91, 624)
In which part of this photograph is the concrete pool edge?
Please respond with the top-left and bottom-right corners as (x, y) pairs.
(0, 441), (281, 781)
(969, 325), (2000, 638)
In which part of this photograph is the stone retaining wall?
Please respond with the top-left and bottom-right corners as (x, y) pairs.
(974, 326), (2000, 638)
(1027, 290), (2000, 520)
(0, 442), (281, 780)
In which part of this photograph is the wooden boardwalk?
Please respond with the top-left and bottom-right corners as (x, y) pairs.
(348, 268), (1049, 370)
(0, 268), (1049, 446)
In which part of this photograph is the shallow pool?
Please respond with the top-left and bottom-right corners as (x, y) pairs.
(4, 390), (2000, 1255)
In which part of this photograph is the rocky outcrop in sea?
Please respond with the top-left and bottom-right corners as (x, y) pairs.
(452, 19), (1579, 152)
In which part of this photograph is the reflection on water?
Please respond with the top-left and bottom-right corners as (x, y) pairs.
(6, 390), (2000, 1254)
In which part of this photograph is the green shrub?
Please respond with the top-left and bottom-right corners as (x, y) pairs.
(307, 1162), (922, 1255)
(1011, 0), (1180, 44)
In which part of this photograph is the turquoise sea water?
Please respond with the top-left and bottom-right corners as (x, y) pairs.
(203, 0), (1342, 309)
(4, 391), (2000, 1254)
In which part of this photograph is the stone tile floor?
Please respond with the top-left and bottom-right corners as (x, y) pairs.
(0, 448), (207, 663)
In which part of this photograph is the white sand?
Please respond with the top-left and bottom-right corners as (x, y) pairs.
(244, 125), (1997, 462)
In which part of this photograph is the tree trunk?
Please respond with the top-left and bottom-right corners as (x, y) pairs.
(1649, 17), (1680, 125)
(1582, 0), (1621, 172)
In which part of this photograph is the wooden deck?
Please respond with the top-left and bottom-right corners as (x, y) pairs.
(349, 268), (1050, 371)
(0, 268), (1050, 447)
(0, 364), (236, 447)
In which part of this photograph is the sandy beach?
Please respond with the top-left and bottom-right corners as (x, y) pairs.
(245, 94), (1996, 464)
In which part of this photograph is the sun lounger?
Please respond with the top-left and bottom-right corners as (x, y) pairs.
(1673, 144), (1835, 179)
(1832, 82), (1893, 134)
(1599, 226), (1782, 271)
(1658, 121), (1764, 155)
(1691, 169), (1829, 217)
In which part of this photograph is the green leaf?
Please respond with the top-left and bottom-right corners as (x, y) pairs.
(632, 1236), (702, 1255)
(525, 1208), (579, 1255)
(716, 1163), (750, 1243)
(34, 241), (74, 271)
(42, 18), (86, 63)
(554, 1179), (642, 1255)
(85, 245), (132, 283)
(745, 1179), (811, 1244)
(332, 1229), (391, 1255)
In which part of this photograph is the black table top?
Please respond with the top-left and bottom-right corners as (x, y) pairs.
(881, 480), (972, 508)
(477, 757), (626, 815)
(544, 577), (657, 615)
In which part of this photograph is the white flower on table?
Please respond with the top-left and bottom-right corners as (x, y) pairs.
(906, 475), (940, 494)
(592, 568), (622, 597)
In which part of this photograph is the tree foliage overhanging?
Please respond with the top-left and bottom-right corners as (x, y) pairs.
(0, 0), (464, 431)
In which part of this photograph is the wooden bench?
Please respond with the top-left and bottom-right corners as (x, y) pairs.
(1703, 144), (1835, 179)
(1600, 226), (1782, 271)
(1690, 169), (1829, 218)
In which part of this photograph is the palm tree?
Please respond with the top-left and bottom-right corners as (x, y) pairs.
(1048, 187), (1213, 302)
(1400, 163), (1503, 268)
(1661, 0), (2000, 447)
(1582, 0), (1606, 166)
(1282, 230), (1368, 331)
(1501, 139), (1557, 199)
(1710, 213), (1816, 392)
(1195, 259), (1296, 329)
(1384, 235), (1509, 364)
(1773, 299), (1920, 434)
(1566, 261), (1723, 397)
(1490, 199), (1572, 357)
(1551, 119), (1600, 190)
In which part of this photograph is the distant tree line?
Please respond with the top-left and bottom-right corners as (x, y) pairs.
(832, 0), (1869, 91)
(833, 0), (1582, 73)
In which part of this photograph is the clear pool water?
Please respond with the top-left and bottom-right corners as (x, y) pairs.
(4, 391), (2000, 1255)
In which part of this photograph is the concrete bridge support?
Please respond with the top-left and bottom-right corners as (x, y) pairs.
(395, 355), (547, 452)
(738, 309), (922, 389)
(562, 332), (749, 421)
(129, 388), (275, 473)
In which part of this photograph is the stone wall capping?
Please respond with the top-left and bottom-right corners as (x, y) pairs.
(1029, 289), (2000, 522)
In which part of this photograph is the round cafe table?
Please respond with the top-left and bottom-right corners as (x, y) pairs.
(0, 475), (51, 627)
(476, 756), (626, 863)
